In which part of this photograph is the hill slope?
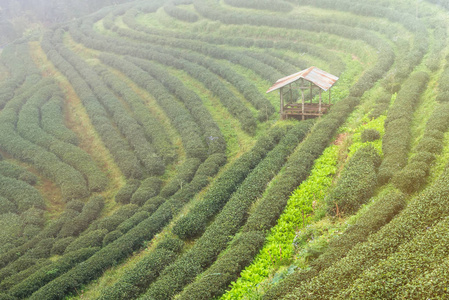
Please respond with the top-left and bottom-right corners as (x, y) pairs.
(0, 0), (448, 299)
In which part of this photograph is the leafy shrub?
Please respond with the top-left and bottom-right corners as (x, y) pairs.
(326, 145), (380, 216)
(9, 247), (98, 299)
(65, 200), (84, 213)
(172, 123), (301, 239)
(164, 3), (199, 22)
(93, 204), (139, 232)
(99, 238), (184, 300)
(224, 0), (293, 12)
(64, 229), (108, 253)
(115, 179), (140, 204)
(361, 128), (380, 143)
(378, 71), (429, 184)
(0, 196), (17, 214)
(265, 190), (406, 299)
(131, 177), (162, 206)
(51, 237), (75, 255)
(102, 230), (123, 247)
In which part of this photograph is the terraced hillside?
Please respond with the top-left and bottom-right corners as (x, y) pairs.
(1, 0), (449, 299)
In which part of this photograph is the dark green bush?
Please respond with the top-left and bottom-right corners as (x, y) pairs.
(65, 200), (84, 213)
(0, 197), (17, 214)
(265, 190), (406, 300)
(326, 145), (380, 216)
(115, 179), (140, 204)
(9, 247), (98, 299)
(361, 128), (380, 143)
(64, 229), (108, 253)
(50, 237), (75, 255)
(378, 71), (429, 184)
(415, 136), (443, 154)
(131, 177), (162, 206)
(164, 3), (199, 22)
(172, 123), (304, 240)
(102, 230), (123, 247)
(99, 238), (183, 300)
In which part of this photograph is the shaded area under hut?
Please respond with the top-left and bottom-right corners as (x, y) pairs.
(267, 66), (339, 120)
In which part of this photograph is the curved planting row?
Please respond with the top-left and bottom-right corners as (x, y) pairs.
(42, 30), (145, 179)
(16, 83), (108, 192)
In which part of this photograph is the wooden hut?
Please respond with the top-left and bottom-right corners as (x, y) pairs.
(267, 66), (338, 120)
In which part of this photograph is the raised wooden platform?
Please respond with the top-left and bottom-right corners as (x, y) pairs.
(281, 103), (331, 120)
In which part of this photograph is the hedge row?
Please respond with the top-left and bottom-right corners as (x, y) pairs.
(0, 175), (45, 213)
(223, 0), (293, 12)
(98, 238), (184, 300)
(40, 94), (79, 145)
(144, 121), (313, 299)
(0, 80), (89, 200)
(0, 161), (37, 186)
(114, 180), (140, 204)
(0, 259), (51, 292)
(264, 190), (406, 299)
(289, 0), (429, 87)
(175, 96), (361, 300)
(342, 216), (449, 298)
(50, 33), (165, 176)
(130, 177), (162, 206)
(84, 16), (281, 115)
(94, 66), (176, 163)
(57, 195), (104, 238)
(7, 247), (99, 299)
(16, 83), (108, 192)
(283, 159), (449, 299)
(163, 2), (199, 22)
(124, 57), (226, 154)
(72, 25), (259, 136)
(392, 101), (449, 193)
(172, 122), (312, 240)
(0, 43), (39, 109)
(98, 53), (209, 159)
(41, 30), (144, 178)
(120, 9), (344, 78)
(326, 145), (381, 216)
(176, 16), (397, 296)
(27, 154), (225, 300)
(378, 71), (429, 184)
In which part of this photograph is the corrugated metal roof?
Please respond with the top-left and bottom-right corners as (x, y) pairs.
(266, 66), (339, 93)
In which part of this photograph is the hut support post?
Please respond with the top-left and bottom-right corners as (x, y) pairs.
(319, 89), (322, 115)
(301, 89), (305, 120)
(289, 84), (293, 103)
(310, 81), (313, 103)
(280, 87), (284, 119)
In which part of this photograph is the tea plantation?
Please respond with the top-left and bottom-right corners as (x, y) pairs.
(0, 0), (449, 299)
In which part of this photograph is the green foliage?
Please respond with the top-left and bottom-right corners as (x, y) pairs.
(360, 129), (380, 143)
(0, 161), (37, 185)
(207, 146), (338, 300)
(265, 190), (406, 299)
(115, 180), (140, 204)
(58, 196), (104, 238)
(326, 145), (380, 216)
(64, 229), (108, 254)
(131, 177), (162, 206)
(0, 175), (45, 213)
(224, 0), (293, 12)
(27, 153), (224, 299)
(392, 102), (449, 194)
(8, 247), (98, 299)
(164, 3), (199, 22)
(99, 238), (183, 300)
(378, 71), (429, 184)
(172, 123), (306, 240)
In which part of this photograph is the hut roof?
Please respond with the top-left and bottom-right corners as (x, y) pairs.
(266, 66), (339, 93)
